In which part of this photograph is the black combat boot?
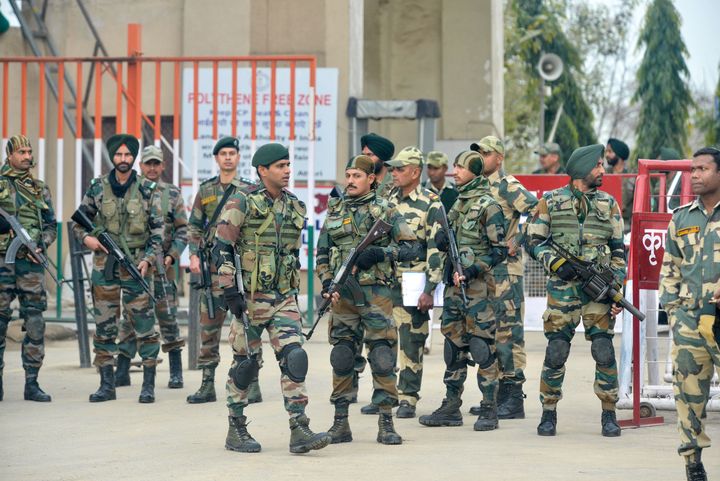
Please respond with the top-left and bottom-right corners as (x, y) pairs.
(685, 451), (707, 481)
(418, 397), (463, 427)
(247, 379), (262, 404)
(473, 402), (499, 431)
(187, 367), (216, 403)
(537, 409), (557, 436)
(601, 409), (621, 437)
(497, 384), (526, 419)
(138, 365), (156, 403)
(470, 382), (508, 415)
(396, 400), (416, 419)
(360, 402), (379, 414)
(167, 349), (183, 389)
(115, 355), (131, 387)
(89, 365), (116, 402)
(328, 400), (353, 443)
(24, 367), (51, 402)
(289, 414), (332, 453)
(225, 415), (261, 453)
(377, 412), (403, 445)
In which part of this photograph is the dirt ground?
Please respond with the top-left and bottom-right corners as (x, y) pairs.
(1, 324), (718, 481)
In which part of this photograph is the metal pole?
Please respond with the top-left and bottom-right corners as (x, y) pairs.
(67, 222), (91, 368)
(539, 78), (545, 146)
(187, 277), (199, 370)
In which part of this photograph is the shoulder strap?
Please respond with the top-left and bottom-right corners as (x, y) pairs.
(208, 184), (237, 227)
(160, 185), (171, 216)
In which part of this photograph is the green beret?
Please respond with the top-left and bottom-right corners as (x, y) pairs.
(252, 143), (289, 167)
(107, 134), (139, 159)
(454, 150), (484, 176)
(360, 133), (395, 162)
(566, 144), (604, 180)
(607, 138), (629, 160)
(345, 155), (375, 175)
(659, 147), (681, 160)
(213, 136), (240, 155)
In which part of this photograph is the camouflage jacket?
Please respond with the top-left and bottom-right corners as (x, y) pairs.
(0, 167), (57, 253)
(72, 172), (163, 265)
(316, 190), (417, 288)
(156, 180), (188, 262)
(187, 176), (252, 255)
(448, 176), (507, 275)
(532, 165), (567, 175)
(375, 171), (394, 199)
(487, 169), (538, 277)
(388, 184), (444, 295)
(659, 198), (720, 318)
(215, 182), (306, 296)
(424, 178), (459, 213)
(526, 185), (626, 283)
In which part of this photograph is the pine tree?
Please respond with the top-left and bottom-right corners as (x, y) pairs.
(708, 63), (720, 146)
(632, 0), (692, 159)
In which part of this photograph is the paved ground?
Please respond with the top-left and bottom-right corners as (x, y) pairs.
(1, 324), (718, 481)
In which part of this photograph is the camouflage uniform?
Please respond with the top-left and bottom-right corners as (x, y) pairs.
(375, 172), (395, 199)
(525, 185), (625, 411)
(117, 180), (188, 358)
(659, 199), (720, 463)
(387, 184), (444, 408)
(73, 173), (163, 368)
(214, 181), (308, 417)
(0, 161), (57, 396)
(187, 176), (252, 369)
(532, 166), (567, 175)
(424, 179), (459, 213)
(605, 166), (635, 235)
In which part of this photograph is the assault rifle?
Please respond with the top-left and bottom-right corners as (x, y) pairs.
(542, 236), (645, 321)
(187, 247), (216, 319)
(71, 207), (156, 304)
(304, 218), (393, 340)
(154, 252), (172, 312)
(437, 205), (468, 307)
(0, 206), (60, 285)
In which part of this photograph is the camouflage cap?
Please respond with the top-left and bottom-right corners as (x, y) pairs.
(385, 146), (423, 167)
(426, 151), (448, 167)
(345, 154), (375, 175)
(471, 135), (505, 155)
(141, 145), (164, 163)
(213, 136), (240, 155)
(535, 142), (562, 156)
(454, 150), (484, 176)
(5, 134), (31, 158)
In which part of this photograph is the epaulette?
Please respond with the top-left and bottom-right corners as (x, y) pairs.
(327, 196), (343, 209)
(238, 177), (255, 186)
(283, 188), (299, 200)
(200, 176), (218, 186)
(241, 183), (263, 195)
(675, 201), (693, 211)
(427, 191), (439, 201)
(90, 177), (102, 186)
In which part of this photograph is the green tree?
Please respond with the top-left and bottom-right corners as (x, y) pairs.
(632, 0), (692, 159)
(707, 64), (720, 146)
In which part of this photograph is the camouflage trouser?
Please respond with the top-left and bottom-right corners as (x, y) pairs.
(117, 273), (185, 359)
(397, 305), (429, 406)
(195, 269), (228, 369)
(441, 275), (499, 402)
(0, 257), (47, 374)
(329, 284), (399, 408)
(671, 306), (720, 458)
(226, 292), (307, 417)
(494, 274), (526, 385)
(91, 252), (160, 368)
(539, 277), (618, 410)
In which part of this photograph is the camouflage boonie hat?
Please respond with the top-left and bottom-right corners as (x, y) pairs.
(385, 146), (423, 168)
(426, 151), (448, 167)
(345, 154), (375, 175)
(471, 136), (505, 155)
(454, 150), (485, 176)
(141, 145), (164, 163)
(535, 142), (562, 156)
(5, 134), (31, 158)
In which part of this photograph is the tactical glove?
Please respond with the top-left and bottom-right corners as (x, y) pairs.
(321, 279), (333, 297)
(435, 230), (449, 252)
(355, 246), (385, 270)
(463, 265), (480, 282)
(223, 286), (248, 317)
(0, 216), (10, 235)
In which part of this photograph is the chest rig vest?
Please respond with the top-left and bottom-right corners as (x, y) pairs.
(547, 187), (614, 263)
(449, 186), (493, 268)
(98, 176), (149, 250)
(0, 177), (48, 252)
(236, 188), (306, 296)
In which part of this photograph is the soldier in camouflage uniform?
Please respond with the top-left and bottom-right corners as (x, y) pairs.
(215, 143), (331, 454)
(659, 147), (720, 481)
(0, 135), (57, 402)
(361, 132), (395, 198)
(115, 146), (188, 389)
(467, 136), (538, 420)
(418, 151), (507, 432)
(317, 154), (417, 445)
(533, 143), (566, 175)
(605, 138), (634, 235)
(525, 144), (626, 437)
(424, 151), (459, 212)
(74, 134), (163, 403)
(186, 136), (259, 404)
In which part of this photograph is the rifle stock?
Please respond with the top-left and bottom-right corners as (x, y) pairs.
(437, 205), (468, 307)
(0, 206), (60, 285)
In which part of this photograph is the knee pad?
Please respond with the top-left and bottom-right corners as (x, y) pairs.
(279, 343), (308, 383)
(590, 335), (615, 368)
(229, 354), (259, 390)
(544, 338), (571, 369)
(368, 341), (395, 377)
(468, 336), (494, 369)
(330, 341), (356, 376)
(443, 338), (468, 370)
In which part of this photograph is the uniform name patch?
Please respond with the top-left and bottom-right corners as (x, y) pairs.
(201, 195), (217, 205)
(676, 226), (700, 236)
